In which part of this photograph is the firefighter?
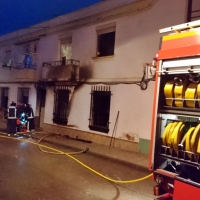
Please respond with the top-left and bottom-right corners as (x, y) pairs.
(16, 102), (24, 132)
(19, 111), (28, 132)
(27, 103), (35, 133)
(17, 103), (28, 132)
(16, 102), (24, 118)
(7, 101), (17, 136)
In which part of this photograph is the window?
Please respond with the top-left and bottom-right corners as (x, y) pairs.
(17, 88), (29, 104)
(26, 42), (37, 54)
(89, 86), (111, 133)
(24, 42), (37, 69)
(2, 50), (12, 67)
(0, 88), (9, 118)
(14, 41), (37, 69)
(187, 0), (200, 22)
(0, 88), (9, 109)
(53, 85), (69, 125)
(60, 38), (72, 65)
(96, 23), (116, 57)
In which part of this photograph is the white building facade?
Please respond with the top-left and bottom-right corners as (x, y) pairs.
(0, 0), (198, 154)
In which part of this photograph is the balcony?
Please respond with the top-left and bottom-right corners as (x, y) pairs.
(1, 61), (37, 82)
(42, 59), (80, 82)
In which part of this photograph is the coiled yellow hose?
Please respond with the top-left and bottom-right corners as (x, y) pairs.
(0, 134), (153, 184)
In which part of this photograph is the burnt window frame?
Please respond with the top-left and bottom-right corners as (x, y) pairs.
(53, 85), (69, 125)
(89, 86), (111, 133)
(96, 23), (116, 57)
(187, 0), (200, 22)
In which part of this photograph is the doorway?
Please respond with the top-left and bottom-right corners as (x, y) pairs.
(39, 89), (46, 128)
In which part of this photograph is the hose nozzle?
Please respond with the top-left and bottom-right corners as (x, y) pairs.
(83, 148), (89, 153)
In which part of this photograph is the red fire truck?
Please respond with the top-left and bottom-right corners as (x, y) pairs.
(149, 20), (200, 200)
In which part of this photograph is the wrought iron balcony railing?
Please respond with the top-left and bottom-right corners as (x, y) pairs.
(42, 58), (80, 82)
(43, 59), (80, 67)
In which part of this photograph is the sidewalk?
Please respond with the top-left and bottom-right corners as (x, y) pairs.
(30, 131), (150, 173)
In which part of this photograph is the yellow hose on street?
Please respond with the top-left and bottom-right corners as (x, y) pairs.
(0, 133), (152, 184)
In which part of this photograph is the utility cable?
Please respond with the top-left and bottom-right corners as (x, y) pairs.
(0, 133), (153, 184)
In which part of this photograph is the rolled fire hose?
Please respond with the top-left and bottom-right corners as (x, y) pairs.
(197, 84), (200, 107)
(161, 122), (179, 155)
(162, 80), (200, 158)
(174, 83), (185, 107)
(162, 122), (174, 146)
(164, 81), (174, 106)
(190, 124), (200, 161)
(161, 122), (200, 158)
(196, 127), (200, 155)
(180, 127), (195, 159)
(185, 83), (197, 108)
(164, 81), (198, 108)
(167, 122), (178, 148)
(170, 122), (184, 155)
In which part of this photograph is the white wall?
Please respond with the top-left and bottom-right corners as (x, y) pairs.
(65, 0), (188, 141)
(0, 83), (37, 112)
(67, 82), (155, 141)
(44, 87), (54, 123)
(67, 84), (91, 128)
(71, 0), (187, 81)
(37, 35), (60, 78)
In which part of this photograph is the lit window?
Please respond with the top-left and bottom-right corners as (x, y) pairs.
(60, 38), (72, 65)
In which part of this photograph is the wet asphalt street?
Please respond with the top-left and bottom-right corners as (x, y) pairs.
(0, 135), (155, 200)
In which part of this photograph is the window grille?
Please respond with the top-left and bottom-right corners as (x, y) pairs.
(89, 86), (111, 133)
(53, 85), (69, 125)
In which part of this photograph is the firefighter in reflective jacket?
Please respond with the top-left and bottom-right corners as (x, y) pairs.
(27, 104), (35, 132)
(7, 101), (17, 136)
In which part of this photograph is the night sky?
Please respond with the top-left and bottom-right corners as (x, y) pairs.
(0, 0), (102, 36)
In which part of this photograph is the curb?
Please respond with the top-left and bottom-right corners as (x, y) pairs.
(32, 134), (150, 173)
